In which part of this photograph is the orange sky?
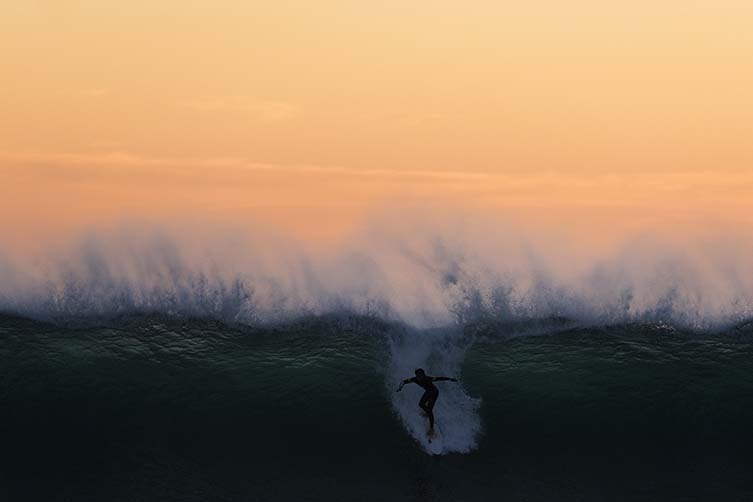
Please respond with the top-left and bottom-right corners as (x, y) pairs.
(2, 0), (752, 245)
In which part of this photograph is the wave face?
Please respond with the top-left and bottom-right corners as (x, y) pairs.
(2, 315), (753, 501)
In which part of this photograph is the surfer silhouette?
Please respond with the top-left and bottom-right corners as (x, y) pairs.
(396, 368), (458, 435)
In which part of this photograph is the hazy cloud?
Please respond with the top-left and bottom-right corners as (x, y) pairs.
(179, 96), (300, 122)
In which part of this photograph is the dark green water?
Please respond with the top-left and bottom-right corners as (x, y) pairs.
(2, 315), (753, 501)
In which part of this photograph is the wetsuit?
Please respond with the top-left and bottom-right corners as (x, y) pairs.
(400, 375), (455, 430)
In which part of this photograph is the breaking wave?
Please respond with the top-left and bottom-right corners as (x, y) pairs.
(2, 218), (753, 454)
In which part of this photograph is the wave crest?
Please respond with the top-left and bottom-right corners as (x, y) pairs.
(1, 220), (752, 330)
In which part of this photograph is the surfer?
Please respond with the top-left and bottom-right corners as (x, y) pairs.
(396, 368), (458, 435)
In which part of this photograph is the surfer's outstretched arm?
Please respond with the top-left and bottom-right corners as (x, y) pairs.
(432, 376), (458, 382)
(396, 377), (415, 392)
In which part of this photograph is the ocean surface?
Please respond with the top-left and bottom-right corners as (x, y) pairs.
(2, 313), (753, 501)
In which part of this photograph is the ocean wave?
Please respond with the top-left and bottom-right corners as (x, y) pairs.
(3, 222), (753, 454)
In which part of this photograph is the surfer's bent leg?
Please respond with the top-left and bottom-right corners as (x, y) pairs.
(419, 390), (439, 429)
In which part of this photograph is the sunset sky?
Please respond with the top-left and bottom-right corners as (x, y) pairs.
(2, 1), (752, 245)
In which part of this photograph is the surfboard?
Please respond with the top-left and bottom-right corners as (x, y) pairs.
(425, 423), (444, 455)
